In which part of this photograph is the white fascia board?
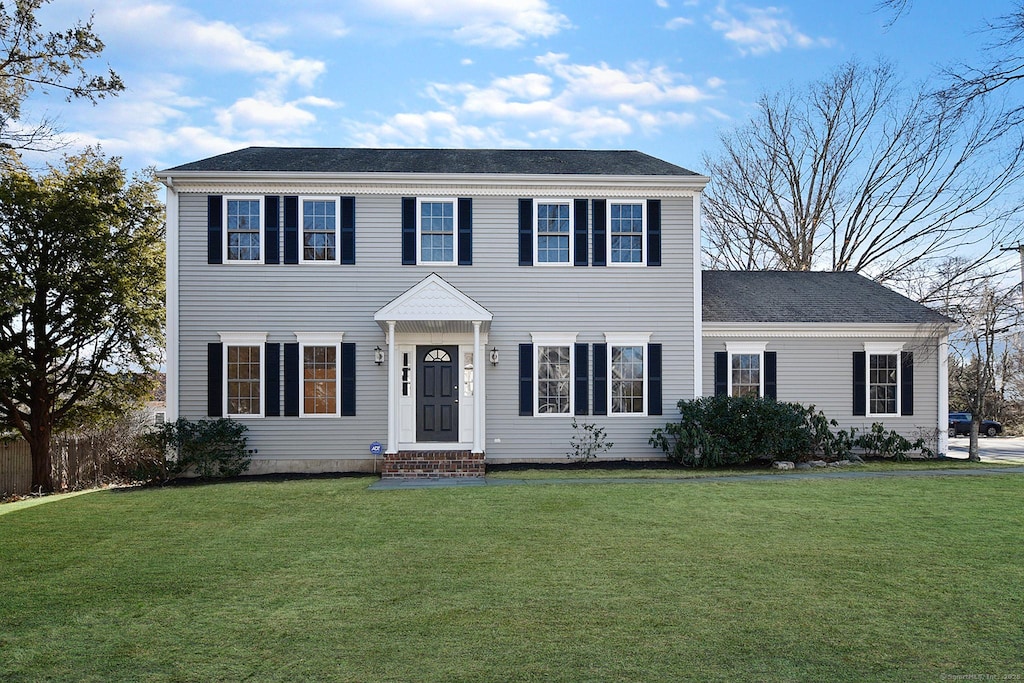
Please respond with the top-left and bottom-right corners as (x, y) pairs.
(158, 171), (710, 198)
(702, 322), (955, 339)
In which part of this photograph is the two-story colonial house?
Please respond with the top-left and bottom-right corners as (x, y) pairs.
(160, 148), (952, 477)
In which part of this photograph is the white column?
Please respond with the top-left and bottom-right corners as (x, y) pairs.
(386, 320), (398, 454)
(938, 333), (950, 455)
(473, 321), (482, 454)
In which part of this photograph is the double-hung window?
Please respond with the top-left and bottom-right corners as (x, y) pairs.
(301, 197), (339, 263)
(726, 342), (767, 397)
(535, 200), (571, 265)
(296, 333), (344, 417)
(219, 332), (266, 417)
(532, 333), (577, 415)
(865, 343), (902, 416)
(606, 333), (650, 415)
(225, 197), (263, 263)
(418, 198), (456, 264)
(609, 202), (645, 265)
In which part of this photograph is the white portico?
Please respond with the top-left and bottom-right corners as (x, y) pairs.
(374, 274), (493, 458)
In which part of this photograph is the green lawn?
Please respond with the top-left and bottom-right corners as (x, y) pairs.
(1, 475), (1022, 682)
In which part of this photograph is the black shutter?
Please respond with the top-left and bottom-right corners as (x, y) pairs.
(519, 344), (533, 416)
(853, 351), (867, 416)
(207, 342), (223, 417)
(593, 343), (608, 415)
(764, 351), (777, 400)
(402, 197), (417, 265)
(647, 199), (661, 266)
(340, 196), (355, 265)
(207, 195), (222, 264)
(284, 343), (299, 417)
(574, 342), (589, 415)
(901, 351), (914, 416)
(341, 343), (357, 416)
(518, 199), (533, 266)
(265, 343), (280, 416)
(592, 199), (606, 266)
(458, 198), (473, 265)
(283, 196), (299, 264)
(648, 343), (663, 416)
(574, 199), (588, 266)
(714, 351), (728, 397)
(265, 196), (280, 264)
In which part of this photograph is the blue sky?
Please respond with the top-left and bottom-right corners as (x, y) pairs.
(24, 0), (1017, 175)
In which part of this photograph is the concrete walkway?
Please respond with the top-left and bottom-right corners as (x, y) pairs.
(368, 466), (1024, 489)
(0, 488), (100, 516)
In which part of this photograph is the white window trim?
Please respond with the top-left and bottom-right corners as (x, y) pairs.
(531, 332), (578, 417)
(295, 332), (345, 418)
(299, 196), (341, 265)
(218, 332), (267, 418)
(864, 342), (904, 418)
(606, 200), (647, 267)
(223, 196), (265, 265)
(605, 333), (651, 416)
(725, 341), (767, 398)
(416, 197), (458, 265)
(534, 199), (573, 267)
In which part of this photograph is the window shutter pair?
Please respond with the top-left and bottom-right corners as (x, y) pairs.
(517, 199), (590, 266)
(713, 351), (777, 399)
(207, 195), (354, 265)
(518, 342), (662, 416)
(207, 341), (355, 417)
(402, 197), (473, 265)
(852, 351), (914, 416)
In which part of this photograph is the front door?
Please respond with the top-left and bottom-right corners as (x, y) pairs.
(417, 346), (458, 442)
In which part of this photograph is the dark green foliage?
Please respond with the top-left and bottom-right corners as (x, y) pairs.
(650, 396), (859, 467)
(139, 418), (250, 482)
(566, 418), (614, 464)
(854, 422), (931, 461)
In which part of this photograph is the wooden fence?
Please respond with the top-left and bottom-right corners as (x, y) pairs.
(0, 436), (116, 497)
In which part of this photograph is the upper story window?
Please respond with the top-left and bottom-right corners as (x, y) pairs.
(419, 199), (456, 264)
(302, 198), (339, 264)
(225, 197), (263, 263)
(609, 202), (645, 265)
(536, 201), (571, 265)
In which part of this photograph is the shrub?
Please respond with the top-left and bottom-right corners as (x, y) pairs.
(138, 418), (250, 483)
(567, 419), (614, 464)
(854, 422), (929, 461)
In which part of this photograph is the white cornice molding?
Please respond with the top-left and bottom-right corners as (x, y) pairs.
(702, 322), (954, 338)
(158, 171), (708, 198)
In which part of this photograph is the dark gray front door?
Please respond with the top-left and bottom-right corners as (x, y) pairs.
(417, 346), (458, 442)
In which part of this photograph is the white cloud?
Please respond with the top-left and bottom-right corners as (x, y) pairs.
(656, 0), (670, 7)
(350, 54), (713, 148)
(665, 17), (694, 29)
(710, 5), (832, 56)
(359, 0), (570, 47)
(215, 97), (318, 136)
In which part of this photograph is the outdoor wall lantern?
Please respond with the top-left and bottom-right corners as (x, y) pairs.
(489, 347), (499, 366)
(374, 346), (385, 366)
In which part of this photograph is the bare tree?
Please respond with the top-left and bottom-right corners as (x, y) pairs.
(702, 59), (1024, 299)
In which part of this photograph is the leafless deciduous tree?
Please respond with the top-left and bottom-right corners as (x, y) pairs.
(702, 59), (1024, 301)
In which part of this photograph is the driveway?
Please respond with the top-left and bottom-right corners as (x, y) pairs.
(947, 434), (1024, 464)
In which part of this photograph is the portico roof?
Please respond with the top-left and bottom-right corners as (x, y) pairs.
(374, 273), (493, 335)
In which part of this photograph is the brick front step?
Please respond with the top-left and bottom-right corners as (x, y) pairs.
(382, 450), (485, 478)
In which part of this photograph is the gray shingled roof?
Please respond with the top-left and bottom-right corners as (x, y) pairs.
(163, 147), (700, 176)
(703, 271), (952, 324)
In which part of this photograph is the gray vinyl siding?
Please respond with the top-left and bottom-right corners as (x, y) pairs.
(177, 192), (696, 466)
(701, 336), (943, 440)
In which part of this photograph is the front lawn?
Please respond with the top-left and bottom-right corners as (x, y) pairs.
(1, 475), (1022, 681)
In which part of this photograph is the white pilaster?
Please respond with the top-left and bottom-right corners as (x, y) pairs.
(387, 320), (397, 455)
(938, 333), (949, 455)
(164, 179), (179, 422)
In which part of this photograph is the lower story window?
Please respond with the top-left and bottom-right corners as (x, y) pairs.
(869, 353), (898, 415)
(303, 345), (338, 416)
(226, 345), (262, 416)
(611, 344), (644, 414)
(537, 345), (571, 414)
(731, 353), (760, 397)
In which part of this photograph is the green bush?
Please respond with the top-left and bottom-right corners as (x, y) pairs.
(854, 422), (930, 461)
(567, 418), (614, 464)
(138, 418), (250, 482)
